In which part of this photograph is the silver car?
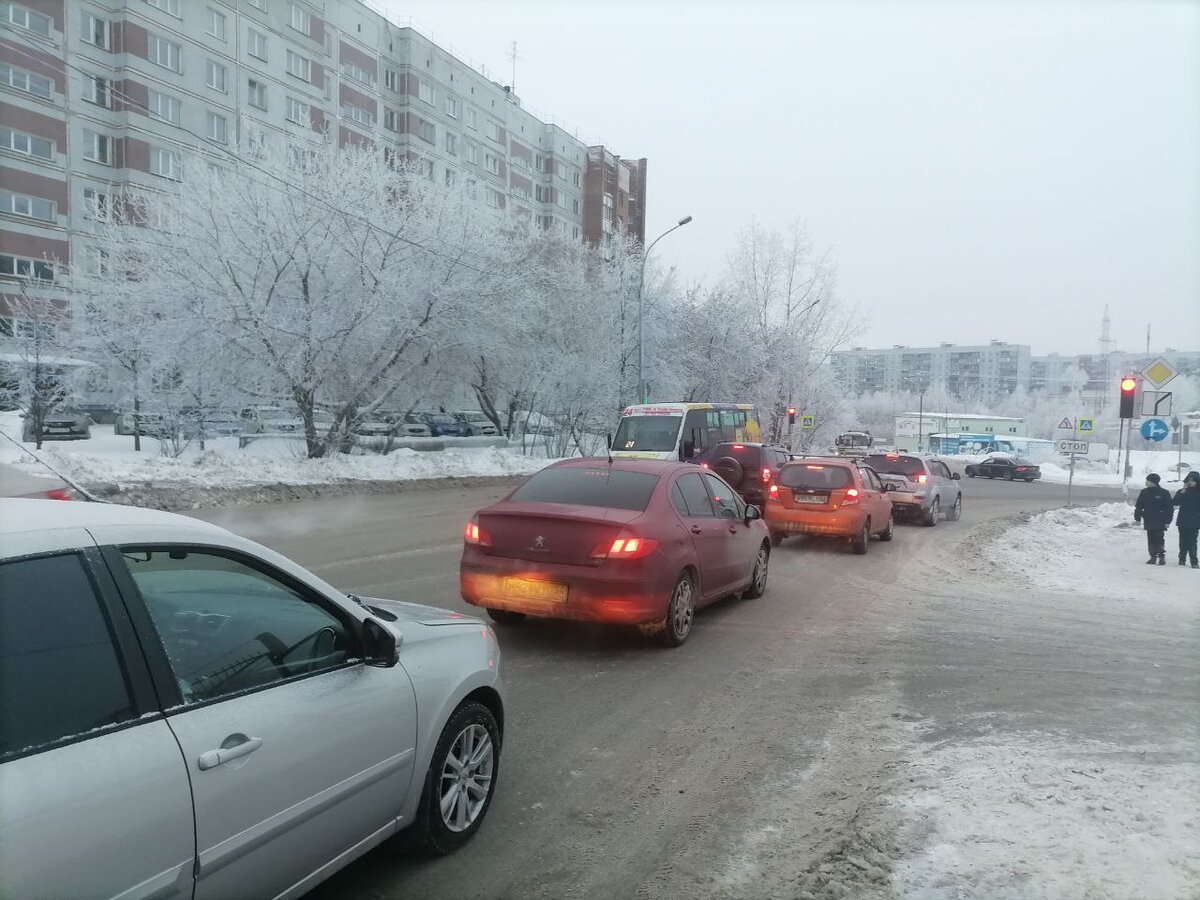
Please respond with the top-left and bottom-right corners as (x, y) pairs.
(864, 452), (963, 525)
(21, 406), (91, 441)
(0, 500), (504, 899)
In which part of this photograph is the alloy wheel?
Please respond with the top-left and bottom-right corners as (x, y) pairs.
(439, 724), (494, 833)
(671, 576), (695, 640)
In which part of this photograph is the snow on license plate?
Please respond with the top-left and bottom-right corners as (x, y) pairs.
(502, 578), (567, 603)
(793, 494), (825, 504)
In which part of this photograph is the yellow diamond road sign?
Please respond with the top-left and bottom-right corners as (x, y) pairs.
(1142, 357), (1178, 388)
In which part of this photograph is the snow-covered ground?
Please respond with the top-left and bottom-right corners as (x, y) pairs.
(0, 412), (555, 489)
(956, 449), (1199, 488)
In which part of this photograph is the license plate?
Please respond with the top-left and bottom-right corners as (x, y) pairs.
(502, 577), (567, 603)
(792, 494), (826, 504)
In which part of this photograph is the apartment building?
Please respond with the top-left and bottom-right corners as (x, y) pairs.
(0, 0), (646, 335)
(582, 146), (645, 247)
(830, 341), (1031, 399)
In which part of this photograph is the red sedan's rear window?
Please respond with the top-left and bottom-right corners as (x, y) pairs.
(510, 467), (661, 511)
(779, 464), (853, 491)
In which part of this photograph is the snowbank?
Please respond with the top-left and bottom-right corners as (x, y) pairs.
(992, 503), (1194, 602)
(1, 412), (555, 490)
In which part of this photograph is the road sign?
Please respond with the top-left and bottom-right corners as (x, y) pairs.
(1057, 439), (1089, 454)
(800, 415), (815, 430)
(1076, 418), (1094, 432)
(1141, 357), (1179, 388)
(1141, 390), (1173, 417)
(1141, 418), (1169, 442)
(1056, 417), (1073, 430)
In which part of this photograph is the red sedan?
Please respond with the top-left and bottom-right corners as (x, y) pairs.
(460, 458), (771, 646)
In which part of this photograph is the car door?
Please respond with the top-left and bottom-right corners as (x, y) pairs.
(860, 466), (892, 530)
(114, 544), (418, 900)
(931, 460), (954, 505)
(0, 548), (195, 900)
(703, 473), (760, 594)
(673, 473), (731, 600)
(987, 458), (1010, 479)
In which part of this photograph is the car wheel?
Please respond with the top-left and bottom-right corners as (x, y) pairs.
(966, 470), (975, 478)
(486, 609), (526, 625)
(948, 494), (962, 521)
(641, 572), (696, 647)
(879, 512), (895, 541)
(852, 520), (870, 555)
(923, 497), (940, 527)
(770, 531), (784, 548)
(743, 543), (770, 598)
(1005, 471), (1014, 481)
(409, 701), (500, 856)
(1025, 478), (1035, 483)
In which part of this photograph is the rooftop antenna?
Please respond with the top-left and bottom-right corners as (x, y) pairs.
(507, 41), (520, 91)
(1098, 305), (1116, 413)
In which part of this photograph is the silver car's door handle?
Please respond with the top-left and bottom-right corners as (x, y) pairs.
(198, 736), (263, 771)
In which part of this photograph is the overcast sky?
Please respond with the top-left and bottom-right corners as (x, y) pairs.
(380, 0), (1199, 355)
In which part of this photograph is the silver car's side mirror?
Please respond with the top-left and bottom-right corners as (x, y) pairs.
(363, 618), (400, 667)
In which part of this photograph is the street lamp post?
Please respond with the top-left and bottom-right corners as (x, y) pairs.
(636, 215), (692, 404)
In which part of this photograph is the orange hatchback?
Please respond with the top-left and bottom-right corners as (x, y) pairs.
(765, 457), (895, 554)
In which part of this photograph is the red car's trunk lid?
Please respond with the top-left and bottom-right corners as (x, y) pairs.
(477, 502), (643, 566)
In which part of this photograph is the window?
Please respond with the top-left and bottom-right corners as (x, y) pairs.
(384, 69), (397, 91)
(289, 3), (310, 33)
(3, 3), (51, 36)
(285, 49), (310, 81)
(1, 63), (51, 98)
(149, 35), (181, 73)
(206, 111), (227, 142)
(205, 59), (226, 92)
(341, 61), (374, 85)
(247, 28), (267, 61)
(512, 183), (529, 201)
(323, 72), (331, 100)
(444, 167), (456, 186)
(84, 246), (108, 275)
(572, 198), (580, 214)
(512, 467), (660, 512)
(779, 464), (853, 490)
(419, 158), (434, 181)
(703, 474), (743, 519)
(82, 74), (109, 107)
(673, 474), (714, 518)
(0, 253), (54, 280)
(573, 170), (581, 187)
(555, 189), (568, 209)
(0, 554), (137, 759)
(146, 0), (181, 15)
(148, 89), (180, 125)
(121, 548), (356, 705)
(383, 109), (398, 131)
(418, 80), (434, 105)
(1, 126), (52, 159)
(82, 130), (110, 164)
(246, 0), (264, 8)
(83, 188), (109, 221)
(444, 132), (457, 155)
(417, 119), (434, 144)
(484, 152), (499, 175)
(485, 187), (503, 209)
(464, 177), (476, 198)
(206, 7), (225, 39)
(342, 102), (373, 126)
(0, 189), (54, 221)
(150, 146), (181, 180)
(465, 108), (477, 129)
(485, 121), (501, 142)
(82, 12), (109, 49)
(247, 79), (267, 110)
(465, 142), (478, 165)
(285, 96), (307, 125)
(445, 95), (459, 118)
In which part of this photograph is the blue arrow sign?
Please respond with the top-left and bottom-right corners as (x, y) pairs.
(1141, 418), (1169, 442)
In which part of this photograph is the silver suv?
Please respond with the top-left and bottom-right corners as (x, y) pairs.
(0, 500), (505, 898)
(864, 452), (962, 525)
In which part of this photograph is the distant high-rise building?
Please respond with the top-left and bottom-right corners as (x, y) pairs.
(582, 147), (646, 247)
(830, 341), (1030, 399)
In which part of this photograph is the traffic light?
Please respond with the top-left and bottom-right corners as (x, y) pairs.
(1119, 376), (1137, 419)
(787, 406), (797, 425)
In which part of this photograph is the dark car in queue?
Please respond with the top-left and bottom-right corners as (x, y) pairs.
(865, 453), (962, 525)
(707, 442), (792, 508)
(422, 412), (468, 437)
(964, 454), (1041, 482)
(460, 459), (771, 647)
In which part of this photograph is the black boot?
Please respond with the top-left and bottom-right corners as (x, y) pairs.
(1158, 554), (1166, 565)
(1182, 555), (1188, 566)
(1147, 557), (1157, 564)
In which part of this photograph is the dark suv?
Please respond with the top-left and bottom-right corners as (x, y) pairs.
(708, 442), (792, 506)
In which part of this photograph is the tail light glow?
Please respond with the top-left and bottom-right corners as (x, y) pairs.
(842, 488), (860, 505)
(464, 518), (491, 546)
(592, 534), (659, 561)
(733, 444), (745, 450)
(761, 467), (772, 484)
(916, 474), (927, 485)
(768, 484), (780, 500)
(43, 488), (74, 501)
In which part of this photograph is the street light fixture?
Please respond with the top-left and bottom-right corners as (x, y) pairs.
(636, 215), (693, 404)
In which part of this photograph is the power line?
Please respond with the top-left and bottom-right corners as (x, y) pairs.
(1, 23), (602, 287)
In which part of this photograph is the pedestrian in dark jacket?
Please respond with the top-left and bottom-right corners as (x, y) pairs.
(1134, 473), (1174, 565)
(1173, 470), (1200, 568)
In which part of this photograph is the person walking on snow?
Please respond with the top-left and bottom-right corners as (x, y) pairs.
(1134, 473), (1174, 565)
(1173, 470), (1200, 568)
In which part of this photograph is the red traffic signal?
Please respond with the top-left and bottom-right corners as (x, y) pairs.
(1119, 375), (1137, 419)
(787, 406), (797, 425)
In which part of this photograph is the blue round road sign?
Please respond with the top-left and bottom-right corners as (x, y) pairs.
(1141, 418), (1169, 442)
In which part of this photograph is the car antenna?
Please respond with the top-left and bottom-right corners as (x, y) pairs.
(0, 430), (108, 503)
(605, 433), (614, 465)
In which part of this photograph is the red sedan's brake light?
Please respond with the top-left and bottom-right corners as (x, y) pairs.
(464, 518), (491, 547)
(591, 534), (659, 561)
(842, 488), (860, 506)
(43, 488), (74, 501)
(761, 467), (772, 484)
(1015, 467), (1027, 472)
(916, 474), (927, 485)
(768, 484), (780, 501)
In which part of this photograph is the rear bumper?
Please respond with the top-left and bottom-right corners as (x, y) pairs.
(886, 492), (931, 513)
(764, 505), (866, 537)
(460, 555), (671, 625)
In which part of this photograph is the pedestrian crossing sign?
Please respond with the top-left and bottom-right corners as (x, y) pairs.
(800, 415), (815, 430)
(1076, 418), (1094, 432)
(1057, 417), (1073, 430)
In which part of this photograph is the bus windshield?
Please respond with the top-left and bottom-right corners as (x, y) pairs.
(612, 415), (683, 452)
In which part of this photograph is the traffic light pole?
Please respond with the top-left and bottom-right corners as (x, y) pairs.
(1122, 418), (1133, 486)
